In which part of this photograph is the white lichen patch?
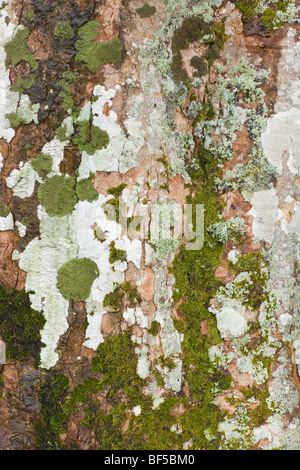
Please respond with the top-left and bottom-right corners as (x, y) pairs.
(212, 304), (248, 339)
(0, 212), (13, 231)
(249, 188), (278, 244)
(6, 161), (37, 198)
(0, 12), (19, 142)
(78, 85), (145, 178)
(261, 108), (300, 175)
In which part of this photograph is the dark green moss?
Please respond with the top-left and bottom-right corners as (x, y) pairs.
(103, 284), (124, 311)
(0, 285), (45, 360)
(5, 112), (21, 129)
(37, 174), (76, 217)
(109, 240), (127, 264)
(35, 373), (69, 450)
(148, 320), (160, 336)
(240, 385), (272, 427)
(136, 3), (156, 18)
(227, 253), (269, 311)
(56, 257), (99, 302)
(76, 177), (99, 202)
(5, 27), (38, 70)
(31, 152), (53, 178)
(190, 56), (208, 77)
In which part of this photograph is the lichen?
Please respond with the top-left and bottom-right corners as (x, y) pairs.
(56, 257), (99, 302)
(75, 21), (123, 73)
(37, 175), (77, 217)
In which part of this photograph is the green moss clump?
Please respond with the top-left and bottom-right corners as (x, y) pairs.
(0, 285), (46, 360)
(103, 285), (124, 311)
(24, 9), (35, 21)
(109, 241), (127, 264)
(31, 152), (53, 178)
(103, 281), (141, 311)
(37, 174), (76, 217)
(35, 373), (69, 450)
(240, 385), (272, 427)
(75, 21), (123, 73)
(0, 203), (10, 218)
(4, 27), (38, 70)
(54, 21), (74, 40)
(148, 320), (160, 336)
(72, 120), (109, 155)
(136, 3), (156, 18)
(56, 258), (99, 302)
(190, 56), (208, 77)
(76, 177), (98, 202)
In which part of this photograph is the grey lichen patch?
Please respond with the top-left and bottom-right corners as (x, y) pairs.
(56, 257), (99, 302)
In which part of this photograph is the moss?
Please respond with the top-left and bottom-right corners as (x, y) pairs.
(108, 240), (127, 264)
(54, 21), (74, 40)
(0, 284), (46, 360)
(63, 377), (102, 415)
(30, 152), (53, 178)
(103, 281), (141, 311)
(75, 21), (123, 73)
(171, 17), (212, 83)
(103, 285), (124, 311)
(35, 373), (69, 450)
(56, 258), (99, 302)
(4, 27), (38, 71)
(240, 385), (272, 427)
(76, 177), (98, 202)
(226, 253), (269, 311)
(190, 56), (208, 77)
(136, 3), (156, 18)
(104, 183), (127, 222)
(72, 120), (109, 155)
(37, 174), (76, 217)
(148, 320), (160, 336)
(0, 203), (10, 218)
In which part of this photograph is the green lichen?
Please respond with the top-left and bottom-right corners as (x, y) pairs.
(76, 177), (98, 202)
(72, 120), (109, 155)
(5, 27), (38, 70)
(0, 285), (45, 361)
(10, 74), (35, 96)
(30, 152), (53, 178)
(0, 203), (10, 218)
(56, 258), (99, 302)
(136, 3), (156, 18)
(54, 21), (74, 40)
(37, 175), (76, 217)
(75, 21), (123, 73)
